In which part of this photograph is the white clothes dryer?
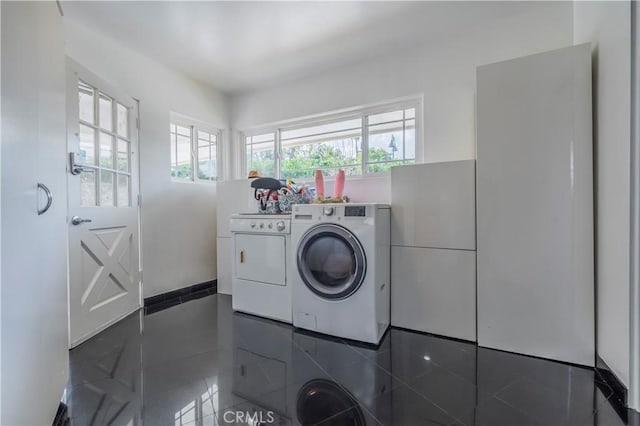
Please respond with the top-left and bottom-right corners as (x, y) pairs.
(230, 213), (292, 323)
(291, 203), (391, 345)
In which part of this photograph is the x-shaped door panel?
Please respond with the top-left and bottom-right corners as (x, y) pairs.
(80, 226), (133, 313)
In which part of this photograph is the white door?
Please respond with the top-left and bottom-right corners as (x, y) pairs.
(67, 60), (141, 347)
(1, 2), (69, 424)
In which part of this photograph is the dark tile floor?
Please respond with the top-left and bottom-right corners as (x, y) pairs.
(66, 294), (636, 426)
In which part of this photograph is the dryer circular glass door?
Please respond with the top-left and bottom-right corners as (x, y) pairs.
(297, 224), (366, 300)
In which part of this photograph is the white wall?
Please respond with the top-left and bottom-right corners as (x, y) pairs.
(0, 3), (3, 420)
(230, 2), (573, 167)
(65, 21), (228, 298)
(573, 1), (631, 387)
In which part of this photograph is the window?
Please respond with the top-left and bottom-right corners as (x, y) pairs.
(281, 118), (362, 178)
(246, 133), (276, 178)
(242, 100), (419, 179)
(366, 108), (415, 173)
(170, 117), (220, 182)
(77, 80), (133, 207)
(170, 123), (193, 179)
(196, 130), (217, 181)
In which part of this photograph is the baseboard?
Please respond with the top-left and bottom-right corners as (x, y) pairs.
(52, 402), (69, 426)
(596, 355), (629, 421)
(144, 280), (217, 315)
(391, 325), (478, 345)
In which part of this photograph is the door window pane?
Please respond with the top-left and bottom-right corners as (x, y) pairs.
(117, 103), (128, 137)
(117, 139), (129, 172)
(79, 124), (96, 165)
(77, 78), (135, 209)
(80, 169), (97, 207)
(99, 94), (113, 131)
(100, 132), (114, 169)
(78, 81), (94, 124)
(100, 171), (115, 206)
(117, 174), (130, 207)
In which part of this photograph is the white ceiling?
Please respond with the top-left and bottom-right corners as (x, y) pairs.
(62, 1), (550, 95)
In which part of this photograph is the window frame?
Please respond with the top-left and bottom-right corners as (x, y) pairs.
(240, 96), (422, 180)
(245, 132), (278, 179)
(170, 114), (222, 183)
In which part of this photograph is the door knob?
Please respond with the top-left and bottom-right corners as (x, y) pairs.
(71, 216), (92, 225)
(69, 152), (89, 175)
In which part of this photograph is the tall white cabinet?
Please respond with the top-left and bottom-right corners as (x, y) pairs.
(390, 161), (477, 341)
(1, 2), (69, 424)
(476, 44), (594, 366)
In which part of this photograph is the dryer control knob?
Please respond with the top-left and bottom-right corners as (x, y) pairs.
(250, 222), (256, 228)
(259, 223), (264, 229)
(276, 221), (286, 232)
(323, 206), (334, 216)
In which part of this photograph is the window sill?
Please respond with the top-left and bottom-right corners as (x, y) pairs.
(171, 178), (218, 185)
(286, 171), (391, 186)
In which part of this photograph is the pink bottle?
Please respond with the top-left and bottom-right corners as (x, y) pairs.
(315, 170), (325, 200)
(334, 169), (345, 199)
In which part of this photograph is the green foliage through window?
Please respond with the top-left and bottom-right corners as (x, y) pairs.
(244, 105), (417, 179)
(171, 163), (193, 179)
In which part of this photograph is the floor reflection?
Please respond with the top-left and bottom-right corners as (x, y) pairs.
(66, 294), (634, 426)
(67, 310), (143, 425)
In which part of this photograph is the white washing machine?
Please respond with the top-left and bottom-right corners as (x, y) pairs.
(230, 213), (292, 323)
(291, 203), (391, 345)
